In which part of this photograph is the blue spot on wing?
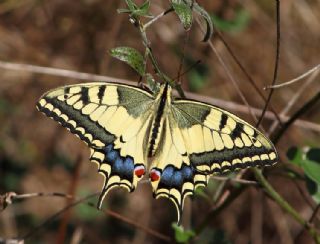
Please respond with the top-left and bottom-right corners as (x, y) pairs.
(161, 166), (174, 185)
(106, 149), (118, 162)
(172, 171), (183, 188)
(159, 164), (195, 190)
(123, 158), (134, 172)
(103, 144), (135, 181)
(181, 166), (193, 179)
(113, 158), (123, 172)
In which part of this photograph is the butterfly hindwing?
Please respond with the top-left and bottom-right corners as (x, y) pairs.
(36, 82), (154, 207)
(149, 112), (209, 223)
(150, 98), (277, 222)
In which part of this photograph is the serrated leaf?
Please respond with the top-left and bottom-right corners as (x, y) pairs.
(172, 223), (195, 243)
(171, 0), (193, 30)
(110, 47), (145, 76)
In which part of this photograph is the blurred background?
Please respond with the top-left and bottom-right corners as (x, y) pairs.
(0, 0), (320, 243)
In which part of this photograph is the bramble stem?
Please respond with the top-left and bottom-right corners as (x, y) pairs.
(253, 169), (320, 243)
(133, 11), (186, 97)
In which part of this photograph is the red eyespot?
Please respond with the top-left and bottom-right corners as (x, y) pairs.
(134, 165), (145, 178)
(149, 169), (161, 182)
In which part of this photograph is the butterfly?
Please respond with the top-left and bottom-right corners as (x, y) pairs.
(36, 82), (277, 223)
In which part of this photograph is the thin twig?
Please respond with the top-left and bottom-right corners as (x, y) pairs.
(212, 176), (258, 185)
(57, 155), (83, 243)
(143, 8), (173, 29)
(0, 60), (132, 83)
(185, 89), (320, 133)
(1, 191), (73, 211)
(273, 91), (320, 144)
(194, 184), (248, 235)
(173, 60), (201, 81)
(19, 192), (171, 242)
(268, 67), (319, 134)
(295, 204), (320, 243)
(253, 169), (320, 243)
(256, 0), (280, 127)
(177, 30), (190, 86)
(292, 179), (316, 211)
(265, 64), (320, 89)
(195, 18), (259, 126)
(213, 26), (282, 126)
(86, 202), (172, 242)
(21, 193), (99, 240)
(0, 60), (318, 133)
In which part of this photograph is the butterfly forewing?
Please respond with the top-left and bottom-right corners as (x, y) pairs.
(36, 82), (154, 207)
(173, 100), (277, 172)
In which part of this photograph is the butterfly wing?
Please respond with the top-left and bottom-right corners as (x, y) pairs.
(149, 113), (209, 223)
(150, 99), (277, 222)
(173, 100), (277, 172)
(37, 82), (154, 208)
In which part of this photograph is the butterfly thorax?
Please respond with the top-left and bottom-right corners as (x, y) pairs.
(147, 83), (172, 158)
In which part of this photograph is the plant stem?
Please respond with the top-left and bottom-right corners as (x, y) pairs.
(143, 8), (174, 30)
(253, 168), (320, 243)
(273, 91), (320, 144)
(194, 184), (248, 235)
(134, 13), (186, 97)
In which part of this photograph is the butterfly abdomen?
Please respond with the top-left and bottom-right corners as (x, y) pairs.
(147, 83), (169, 157)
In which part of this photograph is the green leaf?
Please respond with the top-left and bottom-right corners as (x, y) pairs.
(286, 147), (301, 166)
(125, 0), (137, 11)
(170, 0), (212, 41)
(171, 0), (193, 30)
(119, 0), (152, 17)
(172, 223), (195, 243)
(139, 0), (150, 14)
(211, 8), (250, 33)
(146, 73), (160, 94)
(287, 147), (320, 203)
(288, 147), (320, 186)
(109, 47), (145, 76)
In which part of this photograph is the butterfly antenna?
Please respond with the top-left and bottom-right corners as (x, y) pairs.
(173, 60), (202, 82)
(176, 0), (197, 85)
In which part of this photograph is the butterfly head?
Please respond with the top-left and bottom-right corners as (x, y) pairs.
(156, 82), (173, 106)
